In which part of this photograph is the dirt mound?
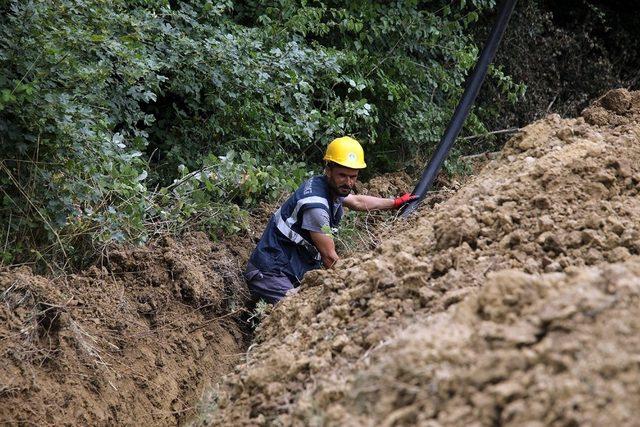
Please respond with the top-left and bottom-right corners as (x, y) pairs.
(0, 232), (249, 425)
(356, 170), (462, 208)
(582, 88), (640, 127)
(204, 89), (640, 425)
(327, 260), (640, 426)
(354, 172), (414, 198)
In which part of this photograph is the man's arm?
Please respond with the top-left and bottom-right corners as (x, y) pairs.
(343, 194), (394, 211)
(343, 193), (418, 211)
(301, 207), (339, 268)
(309, 231), (339, 268)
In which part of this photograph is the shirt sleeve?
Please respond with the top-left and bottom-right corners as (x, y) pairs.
(301, 207), (331, 233)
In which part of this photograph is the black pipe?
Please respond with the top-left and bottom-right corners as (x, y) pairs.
(401, 0), (518, 218)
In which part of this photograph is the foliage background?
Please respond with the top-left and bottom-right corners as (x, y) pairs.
(2, 0), (636, 270)
(0, 0), (515, 269)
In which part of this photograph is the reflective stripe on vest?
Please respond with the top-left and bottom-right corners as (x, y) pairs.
(274, 198), (326, 261)
(285, 196), (329, 228)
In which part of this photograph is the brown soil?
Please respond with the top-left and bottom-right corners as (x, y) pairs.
(0, 232), (251, 426)
(205, 89), (640, 426)
(354, 171), (414, 198)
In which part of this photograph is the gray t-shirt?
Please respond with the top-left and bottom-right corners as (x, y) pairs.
(301, 198), (344, 234)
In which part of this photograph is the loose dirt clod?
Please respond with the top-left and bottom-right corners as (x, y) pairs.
(205, 89), (640, 426)
(0, 232), (250, 425)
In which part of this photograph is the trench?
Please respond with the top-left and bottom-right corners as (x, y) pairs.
(0, 233), (256, 426)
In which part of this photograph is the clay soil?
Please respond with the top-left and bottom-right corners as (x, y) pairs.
(3, 89), (640, 426)
(203, 89), (640, 426)
(0, 232), (252, 425)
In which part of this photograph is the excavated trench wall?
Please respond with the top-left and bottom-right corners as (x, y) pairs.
(0, 233), (251, 425)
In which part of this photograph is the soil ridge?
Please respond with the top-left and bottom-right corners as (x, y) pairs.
(207, 89), (640, 426)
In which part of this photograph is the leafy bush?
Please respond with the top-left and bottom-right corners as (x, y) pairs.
(0, 0), (523, 269)
(151, 151), (311, 237)
(231, 0), (525, 168)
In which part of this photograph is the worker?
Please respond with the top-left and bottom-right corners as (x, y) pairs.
(244, 136), (417, 304)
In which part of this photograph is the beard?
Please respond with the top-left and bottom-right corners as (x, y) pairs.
(329, 181), (352, 197)
(337, 185), (352, 196)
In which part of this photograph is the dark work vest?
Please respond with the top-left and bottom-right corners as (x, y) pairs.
(248, 175), (343, 284)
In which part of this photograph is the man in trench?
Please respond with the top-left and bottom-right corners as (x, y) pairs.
(244, 136), (416, 304)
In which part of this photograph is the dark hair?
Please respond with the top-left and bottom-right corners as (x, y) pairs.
(325, 161), (339, 169)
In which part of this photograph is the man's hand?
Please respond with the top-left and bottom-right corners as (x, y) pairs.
(393, 192), (418, 208)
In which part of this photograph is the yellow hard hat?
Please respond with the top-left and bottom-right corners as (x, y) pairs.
(323, 136), (367, 169)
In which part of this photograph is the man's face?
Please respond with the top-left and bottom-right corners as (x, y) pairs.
(325, 164), (359, 197)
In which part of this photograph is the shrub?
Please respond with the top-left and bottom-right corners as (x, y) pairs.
(0, 0), (523, 269)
